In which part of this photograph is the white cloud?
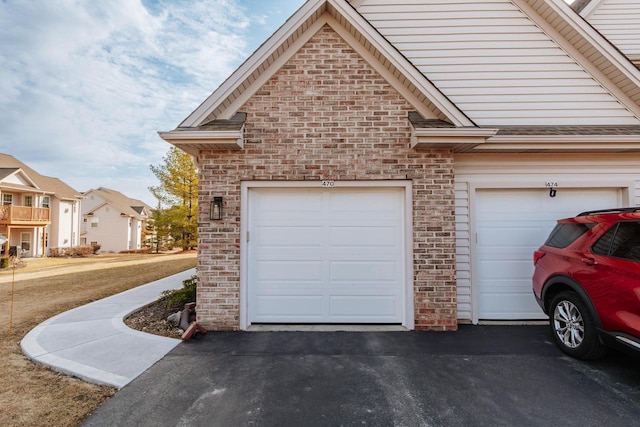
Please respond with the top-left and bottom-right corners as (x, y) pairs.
(0, 0), (305, 204)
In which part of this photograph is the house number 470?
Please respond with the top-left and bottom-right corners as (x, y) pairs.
(322, 180), (336, 187)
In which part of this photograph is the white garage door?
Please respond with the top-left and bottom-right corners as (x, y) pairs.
(476, 188), (620, 320)
(248, 187), (405, 324)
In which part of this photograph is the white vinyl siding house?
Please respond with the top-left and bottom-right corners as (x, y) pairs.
(47, 197), (80, 250)
(81, 188), (151, 253)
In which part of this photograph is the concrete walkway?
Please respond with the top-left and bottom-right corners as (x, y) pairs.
(21, 268), (195, 389)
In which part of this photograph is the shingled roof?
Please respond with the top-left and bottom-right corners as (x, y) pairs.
(0, 153), (81, 200)
(84, 187), (152, 218)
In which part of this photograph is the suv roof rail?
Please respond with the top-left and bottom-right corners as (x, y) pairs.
(577, 207), (640, 216)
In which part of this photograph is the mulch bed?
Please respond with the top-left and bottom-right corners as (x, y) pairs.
(124, 299), (184, 339)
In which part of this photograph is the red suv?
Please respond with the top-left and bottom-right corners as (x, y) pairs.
(533, 208), (640, 359)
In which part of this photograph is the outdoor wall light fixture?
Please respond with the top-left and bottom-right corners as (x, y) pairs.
(210, 196), (223, 220)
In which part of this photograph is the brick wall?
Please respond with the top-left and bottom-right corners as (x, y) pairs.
(196, 25), (457, 331)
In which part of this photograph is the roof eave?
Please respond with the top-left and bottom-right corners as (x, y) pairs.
(158, 130), (244, 157)
(411, 128), (499, 152)
(472, 134), (640, 153)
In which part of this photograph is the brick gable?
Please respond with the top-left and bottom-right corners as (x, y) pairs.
(197, 25), (456, 330)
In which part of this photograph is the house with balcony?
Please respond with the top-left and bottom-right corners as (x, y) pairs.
(0, 153), (82, 258)
(81, 187), (153, 253)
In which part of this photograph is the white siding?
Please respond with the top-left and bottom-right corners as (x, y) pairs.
(357, 0), (639, 125)
(47, 199), (80, 250)
(454, 153), (640, 321)
(455, 181), (472, 321)
(84, 205), (130, 253)
(586, 0), (640, 61)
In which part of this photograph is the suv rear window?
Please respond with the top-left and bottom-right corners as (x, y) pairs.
(545, 223), (595, 248)
(592, 221), (640, 261)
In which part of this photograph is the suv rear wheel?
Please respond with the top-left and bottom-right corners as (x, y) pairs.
(549, 291), (607, 360)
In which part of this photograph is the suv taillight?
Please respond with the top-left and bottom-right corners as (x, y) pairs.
(533, 250), (546, 266)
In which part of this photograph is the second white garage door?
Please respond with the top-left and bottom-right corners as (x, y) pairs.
(476, 188), (621, 320)
(248, 187), (406, 324)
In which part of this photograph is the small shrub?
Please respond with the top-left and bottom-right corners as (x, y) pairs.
(0, 258), (8, 269)
(119, 248), (151, 254)
(160, 275), (197, 309)
(49, 245), (95, 257)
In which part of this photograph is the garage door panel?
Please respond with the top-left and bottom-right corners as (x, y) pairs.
(249, 187), (405, 324)
(257, 226), (323, 247)
(476, 188), (620, 320)
(330, 296), (398, 319)
(257, 192), (323, 213)
(479, 293), (544, 319)
(478, 260), (534, 279)
(477, 192), (544, 216)
(256, 296), (324, 319)
(330, 226), (398, 247)
(256, 261), (323, 281)
(330, 261), (396, 282)
(478, 225), (548, 247)
(329, 191), (400, 216)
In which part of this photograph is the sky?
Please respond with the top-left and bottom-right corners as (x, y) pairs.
(0, 0), (577, 206)
(0, 0), (305, 206)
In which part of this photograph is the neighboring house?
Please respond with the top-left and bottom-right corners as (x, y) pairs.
(160, 0), (640, 331)
(81, 187), (152, 253)
(0, 153), (82, 258)
(572, 0), (640, 69)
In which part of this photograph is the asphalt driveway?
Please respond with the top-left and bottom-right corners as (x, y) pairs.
(82, 325), (640, 427)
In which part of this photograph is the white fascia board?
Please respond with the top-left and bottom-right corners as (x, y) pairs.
(331, 0), (474, 127)
(520, 0), (640, 115)
(158, 130), (243, 142)
(179, 0), (325, 127)
(0, 183), (44, 193)
(478, 143), (640, 152)
(327, 16), (437, 120)
(411, 128), (498, 149)
(158, 130), (244, 156)
(487, 135), (640, 144)
(202, 17), (328, 123)
(11, 168), (41, 189)
(158, 129), (244, 148)
(579, 0), (603, 18)
(549, 0), (640, 80)
(481, 134), (640, 152)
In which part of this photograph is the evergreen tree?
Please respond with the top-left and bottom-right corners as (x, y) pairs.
(149, 147), (198, 250)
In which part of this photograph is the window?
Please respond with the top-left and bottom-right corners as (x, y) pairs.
(21, 232), (31, 252)
(545, 223), (595, 248)
(90, 218), (99, 228)
(2, 194), (13, 205)
(24, 195), (33, 207)
(593, 221), (640, 262)
(42, 196), (50, 208)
